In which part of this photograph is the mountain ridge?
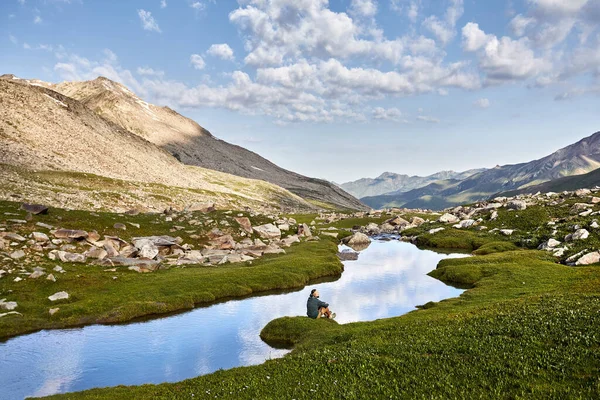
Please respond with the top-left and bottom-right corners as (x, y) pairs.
(43, 76), (367, 211)
(361, 130), (600, 210)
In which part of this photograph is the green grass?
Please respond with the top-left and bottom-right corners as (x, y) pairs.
(472, 241), (520, 255)
(47, 250), (600, 399)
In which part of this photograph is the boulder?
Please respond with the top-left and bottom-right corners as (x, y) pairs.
(575, 189), (592, 197)
(410, 217), (425, 226)
(49, 308), (60, 316)
(343, 232), (371, 250)
(387, 216), (409, 227)
(506, 200), (527, 210)
(321, 232), (339, 238)
(113, 223), (127, 231)
(132, 236), (180, 247)
(133, 239), (160, 259)
(263, 244), (286, 255)
(54, 229), (88, 240)
(253, 224), (282, 240)
(458, 219), (475, 229)
(21, 203), (49, 215)
(280, 235), (300, 247)
(234, 217), (253, 234)
(490, 211), (498, 221)
(3, 233), (26, 242)
(29, 270), (45, 279)
(48, 292), (69, 302)
(571, 203), (590, 214)
(576, 252), (600, 266)
(278, 223), (290, 231)
(84, 247), (108, 260)
(439, 213), (460, 223)
(10, 250), (25, 260)
(209, 235), (236, 250)
(32, 232), (50, 242)
(591, 221), (600, 229)
(572, 229), (590, 241)
(538, 239), (561, 250)
(47, 274), (56, 282)
(499, 229), (514, 236)
(53, 251), (86, 263)
(0, 299), (18, 311)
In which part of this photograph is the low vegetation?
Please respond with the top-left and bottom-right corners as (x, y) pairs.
(48, 250), (600, 399)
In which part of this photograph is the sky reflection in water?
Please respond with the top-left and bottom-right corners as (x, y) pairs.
(0, 240), (465, 399)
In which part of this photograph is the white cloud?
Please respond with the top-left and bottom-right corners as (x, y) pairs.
(350, 0), (378, 18)
(160, 0), (167, 8)
(137, 67), (165, 77)
(34, 15), (42, 24)
(462, 22), (550, 83)
(190, 54), (206, 70)
(18, 0), (25, 4)
(138, 9), (161, 32)
(190, 1), (204, 10)
(510, 14), (536, 36)
(417, 115), (439, 123)
(372, 107), (404, 121)
(422, 0), (464, 45)
(473, 98), (490, 108)
(9, 35), (18, 45)
(207, 44), (235, 61)
(391, 0), (419, 23)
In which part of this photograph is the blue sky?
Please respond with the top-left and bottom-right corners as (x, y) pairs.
(1, 0), (599, 183)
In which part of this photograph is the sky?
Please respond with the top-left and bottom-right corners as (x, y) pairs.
(1, 0), (600, 183)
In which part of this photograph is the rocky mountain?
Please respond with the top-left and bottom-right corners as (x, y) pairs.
(0, 75), (314, 212)
(43, 76), (366, 211)
(362, 131), (600, 210)
(340, 169), (486, 198)
(497, 167), (600, 197)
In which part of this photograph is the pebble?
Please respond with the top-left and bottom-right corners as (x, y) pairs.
(49, 308), (60, 316)
(48, 291), (69, 302)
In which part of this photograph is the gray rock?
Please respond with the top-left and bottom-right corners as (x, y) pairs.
(538, 239), (561, 250)
(21, 203), (49, 215)
(506, 200), (527, 210)
(113, 223), (127, 230)
(53, 229), (88, 240)
(4, 233), (26, 242)
(572, 229), (590, 241)
(253, 224), (282, 240)
(132, 236), (181, 247)
(576, 252), (600, 265)
(35, 222), (54, 230)
(32, 232), (50, 242)
(234, 217), (253, 234)
(262, 244), (286, 255)
(10, 250), (25, 260)
(0, 298), (18, 311)
(84, 247), (108, 260)
(56, 251), (86, 263)
(47, 274), (56, 282)
(49, 308), (60, 315)
(48, 291), (69, 302)
(321, 232), (339, 238)
(439, 213), (460, 223)
(499, 229), (514, 236)
(428, 227), (445, 234)
(29, 270), (45, 279)
(133, 239), (159, 259)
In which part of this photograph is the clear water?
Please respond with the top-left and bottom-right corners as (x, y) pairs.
(0, 240), (466, 399)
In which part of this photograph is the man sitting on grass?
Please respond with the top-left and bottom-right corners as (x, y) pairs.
(307, 289), (336, 319)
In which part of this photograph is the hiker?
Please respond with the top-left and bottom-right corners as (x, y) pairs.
(306, 289), (336, 319)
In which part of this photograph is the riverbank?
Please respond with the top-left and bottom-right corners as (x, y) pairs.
(49, 249), (600, 399)
(1, 200), (356, 340)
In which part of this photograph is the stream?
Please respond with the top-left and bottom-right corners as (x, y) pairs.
(0, 240), (466, 399)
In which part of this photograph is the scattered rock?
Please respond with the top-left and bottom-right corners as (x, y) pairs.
(47, 274), (56, 282)
(21, 203), (49, 215)
(49, 308), (60, 316)
(10, 250), (26, 259)
(3, 233), (26, 242)
(253, 224), (282, 240)
(187, 203), (216, 213)
(387, 216), (410, 227)
(0, 311), (22, 318)
(0, 299), (18, 311)
(337, 250), (359, 261)
(113, 223), (127, 231)
(576, 252), (600, 266)
(29, 270), (45, 279)
(538, 239), (561, 250)
(572, 229), (590, 241)
(234, 217), (253, 234)
(133, 239), (159, 259)
(499, 229), (514, 236)
(32, 232), (50, 242)
(342, 232), (371, 251)
(506, 200), (527, 210)
(439, 213), (460, 223)
(591, 197), (600, 204)
(48, 291), (69, 302)
(321, 232), (338, 238)
(35, 222), (54, 230)
(53, 229), (88, 240)
(53, 266), (65, 273)
(84, 247), (108, 260)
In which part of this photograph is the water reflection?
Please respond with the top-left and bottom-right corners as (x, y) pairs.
(0, 240), (465, 399)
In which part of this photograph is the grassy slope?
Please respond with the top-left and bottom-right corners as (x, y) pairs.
(0, 200), (342, 339)
(498, 167), (600, 197)
(47, 250), (600, 399)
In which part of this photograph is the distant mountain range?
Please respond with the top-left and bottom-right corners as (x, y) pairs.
(361, 131), (600, 210)
(0, 74), (367, 211)
(340, 169), (486, 198)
